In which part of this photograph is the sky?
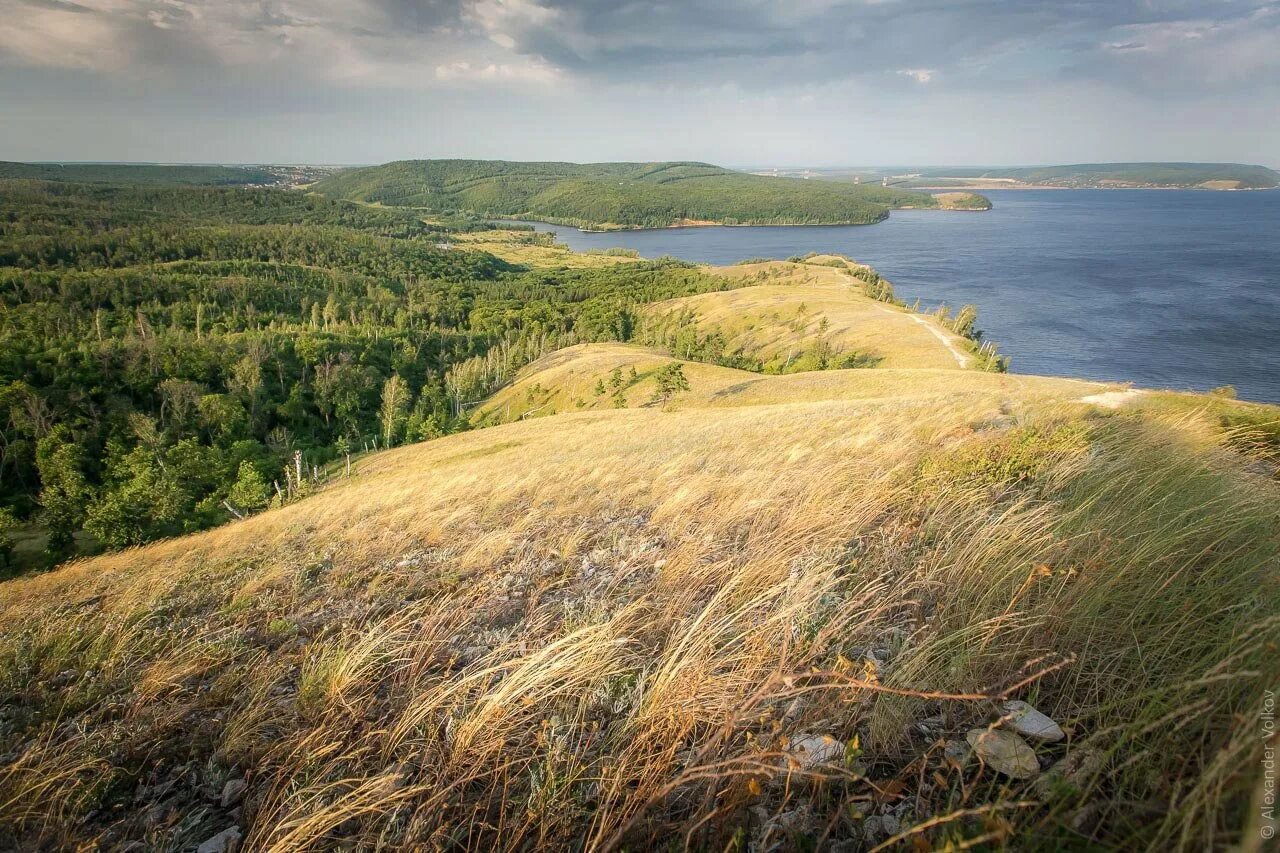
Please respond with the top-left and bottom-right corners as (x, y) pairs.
(1, 0), (1278, 168)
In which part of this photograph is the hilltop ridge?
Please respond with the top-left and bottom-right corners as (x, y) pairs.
(311, 158), (990, 230)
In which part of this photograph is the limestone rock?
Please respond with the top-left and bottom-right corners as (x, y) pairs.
(1036, 747), (1105, 795)
(861, 814), (901, 845)
(1000, 700), (1064, 743)
(196, 826), (242, 853)
(220, 778), (247, 808)
(785, 733), (844, 769)
(966, 728), (1039, 779)
(943, 738), (973, 769)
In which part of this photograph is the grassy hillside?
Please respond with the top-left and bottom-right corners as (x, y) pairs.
(647, 258), (982, 372)
(472, 341), (1107, 425)
(312, 159), (990, 229)
(2, 341), (1276, 849)
(0, 162), (281, 186)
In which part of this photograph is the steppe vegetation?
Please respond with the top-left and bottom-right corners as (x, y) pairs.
(1, 353), (1276, 850)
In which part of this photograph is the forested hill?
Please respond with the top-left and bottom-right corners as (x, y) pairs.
(0, 178), (741, 570)
(312, 159), (990, 229)
(0, 162), (281, 186)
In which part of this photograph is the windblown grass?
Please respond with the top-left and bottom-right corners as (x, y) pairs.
(1, 374), (1275, 849)
(678, 260), (972, 370)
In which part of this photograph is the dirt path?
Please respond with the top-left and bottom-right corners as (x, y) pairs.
(872, 305), (970, 368)
(905, 313), (971, 368)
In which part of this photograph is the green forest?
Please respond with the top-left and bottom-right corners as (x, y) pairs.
(312, 159), (983, 229)
(0, 162), (281, 186)
(0, 179), (738, 570)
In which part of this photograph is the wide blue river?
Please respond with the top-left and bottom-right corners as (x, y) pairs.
(520, 189), (1280, 403)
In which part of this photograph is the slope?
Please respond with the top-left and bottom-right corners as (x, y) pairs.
(649, 258), (979, 371)
(2, 354), (1276, 851)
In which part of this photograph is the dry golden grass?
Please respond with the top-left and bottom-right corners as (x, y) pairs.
(660, 260), (972, 370)
(474, 341), (1120, 426)
(454, 229), (642, 268)
(471, 343), (751, 424)
(2, 362), (1276, 850)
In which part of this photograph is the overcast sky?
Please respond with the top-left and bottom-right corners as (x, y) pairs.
(1, 0), (1277, 167)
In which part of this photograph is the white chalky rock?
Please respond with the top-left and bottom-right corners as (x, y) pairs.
(966, 728), (1039, 779)
(785, 734), (844, 769)
(1001, 700), (1065, 742)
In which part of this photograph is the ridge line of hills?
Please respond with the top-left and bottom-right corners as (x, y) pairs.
(307, 159), (992, 230)
(759, 161), (1280, 190)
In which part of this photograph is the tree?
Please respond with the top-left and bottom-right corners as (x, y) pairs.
(649, 363), (690, 407)
(379, 374), (410, 448)
(35, 427), (89, 554)
(0, 507), (15, 568)
(226, 460), (270, 514)
(951, 304), (979, 339)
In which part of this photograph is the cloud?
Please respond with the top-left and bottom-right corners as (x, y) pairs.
(0, 0), (139, 71)
(434, 58), (563, 84)
(0, 0), (1276, 99)
(897, 69), (936, 84)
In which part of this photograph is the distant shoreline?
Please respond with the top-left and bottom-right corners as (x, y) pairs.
(506, 205), (988, 234)
(898, 184), (1278, 192)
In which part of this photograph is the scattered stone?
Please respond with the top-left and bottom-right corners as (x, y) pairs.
(1035, 747), (1105, 796)
(196, 826), (241, 853)
(785, 733), (844, 769)
(966, 728), (1039, 779)
(915, 714), (945, 736)
(141, 803), (171, 829)
(220, 778), (247, 808)
(860, 814), (901, 845)
(1000, 700), (1065, 743)
(943, 738), (973, 769)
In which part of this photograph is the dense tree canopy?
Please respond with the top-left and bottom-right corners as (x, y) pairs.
(0, 180), (737, 569)
(311, 159), (968, 230)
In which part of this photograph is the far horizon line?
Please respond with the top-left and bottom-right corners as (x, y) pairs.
(6, 158), (1279, 171)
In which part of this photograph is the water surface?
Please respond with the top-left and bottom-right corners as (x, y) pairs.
(518, 189), (1280, 403)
